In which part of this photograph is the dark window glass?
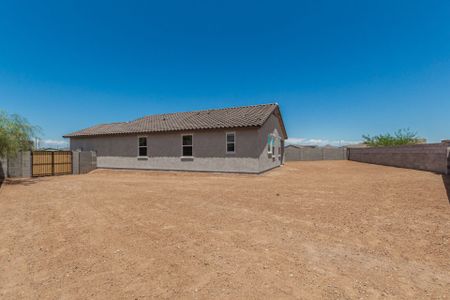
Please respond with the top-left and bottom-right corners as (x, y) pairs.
(182, 135), (192, 146)
(226, 133), (235, 153)
(226, 133), (235, 142)
(139, 137), (147, 147)
(138, 137), (148, 156)
(183, 146), (193, 156)
(139, 146), (147, 156)
(182, 135), (193, 157)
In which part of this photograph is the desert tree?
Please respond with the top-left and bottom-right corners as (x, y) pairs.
(0, 110), (40, 157)
(362, 129), (422, 147)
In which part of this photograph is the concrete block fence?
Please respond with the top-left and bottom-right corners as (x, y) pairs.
(6, 151), (32, 178)
(285, 146), (347, 161)
(2, 151), (97, 178)
(348, 141), (450, 175)
(73, 151), (97, 174)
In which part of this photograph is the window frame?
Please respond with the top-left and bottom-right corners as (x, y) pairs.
(226, 132), (236, 154)
(137, 136), (148, 157)
(181, 133), (194, 157)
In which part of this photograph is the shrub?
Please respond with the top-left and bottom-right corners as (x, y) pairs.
(362, 129), (422, 147)
(0, 111), (40, 157)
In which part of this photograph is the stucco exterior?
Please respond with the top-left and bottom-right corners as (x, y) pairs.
(256, 113), (285, 172)
(70, 127), (258, 158)
(69, 111), (287, 173)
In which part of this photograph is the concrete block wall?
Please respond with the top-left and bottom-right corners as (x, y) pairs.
(7, 152), (22, 177)
(301, 148), (323, 160)
(348, 143), (450, 175)
(72, 151), (80, 174)
(7, 151), (32, 178)
(4, 151), (96, 178)
(285, 146), (347, 161)
(74, 151), (97, 174)
(22, 151), (32, 177)
(323, 148), (347, 160)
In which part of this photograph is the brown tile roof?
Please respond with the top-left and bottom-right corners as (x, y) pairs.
(64, 103), (287, 138)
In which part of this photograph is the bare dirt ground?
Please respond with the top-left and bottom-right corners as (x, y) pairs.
(0, 161), (449, 299)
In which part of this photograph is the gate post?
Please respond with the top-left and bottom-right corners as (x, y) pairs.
(72, 151), (80, 174)
(22, 151), (32, 178)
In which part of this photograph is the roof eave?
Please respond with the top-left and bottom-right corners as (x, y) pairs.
(63, 124), (264, 139)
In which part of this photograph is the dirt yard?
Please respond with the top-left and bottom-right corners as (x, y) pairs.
(0, 161), (449, 299)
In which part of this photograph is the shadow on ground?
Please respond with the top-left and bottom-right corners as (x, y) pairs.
(443, 175), (450, 204)
(4, 178), (39, 186)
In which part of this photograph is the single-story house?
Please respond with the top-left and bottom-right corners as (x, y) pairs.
(63, 103), (288, 173)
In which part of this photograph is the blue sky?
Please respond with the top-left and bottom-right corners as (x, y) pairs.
(1, 0), (449, 147)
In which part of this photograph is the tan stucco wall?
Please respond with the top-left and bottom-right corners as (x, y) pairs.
(70, 128), (260, 173)
(257, 113), (285, 173)
(69, 112), (287, 173)
(70, 127), (259, 158)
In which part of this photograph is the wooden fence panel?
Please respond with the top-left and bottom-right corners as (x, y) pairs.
(32, 151), (72, 177)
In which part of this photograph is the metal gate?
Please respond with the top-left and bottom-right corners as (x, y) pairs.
(32, 151), (73, 177)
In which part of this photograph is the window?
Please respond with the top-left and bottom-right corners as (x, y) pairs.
(279, 139), (284, 161)
(138, 136), (148, 157)
(267, 135), (274, 156)
(226, 132), (235, 153)
(182, 134), (193, 157)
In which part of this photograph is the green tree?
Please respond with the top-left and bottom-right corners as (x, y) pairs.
(0, 111), (40, 157)
(362, 129), (422, 147)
